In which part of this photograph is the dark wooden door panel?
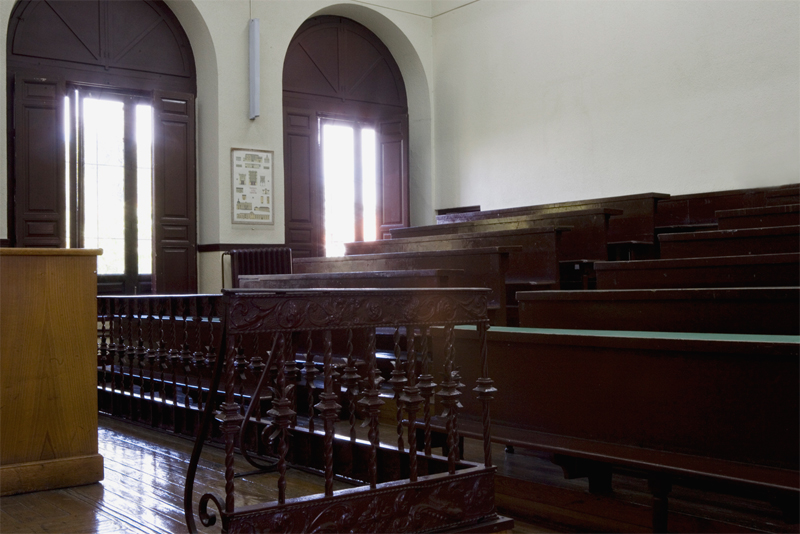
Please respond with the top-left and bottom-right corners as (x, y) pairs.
(283, 107), (320, 258)
(377, 114), (409, 239)
(14, 74), (65, 247)
(153, 90), (196, 293)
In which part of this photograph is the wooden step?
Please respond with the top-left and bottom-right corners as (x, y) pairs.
(658, 225), (799, 259)
(516, 287), (800, 335)
(716, 204), (800, 230)
(595, 252), (800, 289)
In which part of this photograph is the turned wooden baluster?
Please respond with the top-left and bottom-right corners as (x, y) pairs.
(417, 326), (436, 456)
(303, 331), (317, 432)
(339, 328), (359, 443)
(134, 298), (148, 422)
(97, 298), (109, 393)
(314, 329), (341, 496)
(388, 327), (407, 453)
(249, 333), (265, 422)
(147, 299), (160, 409)
(202, 297), (217, 410)
(285, 336), (300, 428)
(267, 333), (295, 504)
(118, 298), (129, 391)
(218, 324), (244, 515)
(170, 298), (184, 431)
(137, 298), (152, 425)
(181, 297), (194, 416)
(109, 298), (123, 415)
(401, 328), (423, 481)
(123, 299), (137, 418)
(192, 297), (206, 413)
(157, 297), (170, 428)
(358, 327), (384, 489)
(473, 321), (496, 468)
(105, 299), (116, 389)
(437, 324), (461, 474)
(234, 335), (248, 417)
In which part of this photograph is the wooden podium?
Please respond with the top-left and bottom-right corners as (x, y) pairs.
(0, 248), (104, 495)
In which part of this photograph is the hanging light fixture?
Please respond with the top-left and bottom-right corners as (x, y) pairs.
(249, 17), (260, 120)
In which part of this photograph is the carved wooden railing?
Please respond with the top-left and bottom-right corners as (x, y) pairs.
(96, 294), (224, 437)
(97, 288), (508, 533)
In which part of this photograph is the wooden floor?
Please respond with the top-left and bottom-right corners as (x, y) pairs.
(1, 415), (795, 533)
(0, 416), (548, 534)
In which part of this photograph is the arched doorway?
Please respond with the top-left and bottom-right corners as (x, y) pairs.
(7, 0), (197, 294)
(283, 16), (409, 258)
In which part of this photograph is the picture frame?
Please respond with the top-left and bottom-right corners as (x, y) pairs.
(231, 148), (273, 225)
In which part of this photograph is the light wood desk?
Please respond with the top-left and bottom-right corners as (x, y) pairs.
(1, 248), (104, 495)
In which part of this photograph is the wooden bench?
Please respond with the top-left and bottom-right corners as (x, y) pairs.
(655, 184), (800, 231)
(238, 269), (463, 290)
(431, 325), (800, 531)
(658, 225), (800, 259)
(594, 252), (800, 289)
(292, 247), (516, 325)
(716, 203), (800, 230)
(516, 287), (800, 335)
(436, 192), (669, 259)
(344, 226), (564, 289)
(392, 208), (620, 261)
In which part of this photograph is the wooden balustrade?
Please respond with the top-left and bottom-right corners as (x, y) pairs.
(97, 295), (224, 437)
(97, 289), (510, 533)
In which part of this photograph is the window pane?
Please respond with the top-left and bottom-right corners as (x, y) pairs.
(136, 104), (153, 275)
(83, 98), (125, 275)
(361, 128), (377, 242)
(322, 122), (355, 257)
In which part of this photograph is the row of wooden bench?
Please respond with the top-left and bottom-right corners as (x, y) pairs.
(420, 186), (799, 531)
(264, 187), (799, 325)
(237, 184), (800, 531)
(430, 324), (799, 531)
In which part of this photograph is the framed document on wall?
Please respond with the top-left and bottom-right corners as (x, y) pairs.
(231, 148), (273, 224)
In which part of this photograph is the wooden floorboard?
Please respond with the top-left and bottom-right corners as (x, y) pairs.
(1, 415), (795, 533)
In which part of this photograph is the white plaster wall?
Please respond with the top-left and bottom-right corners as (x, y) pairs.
(432, 0), (800, 211)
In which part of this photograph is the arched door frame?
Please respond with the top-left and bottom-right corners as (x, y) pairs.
(7, 0), (197, 293)
(283, 15), (409, 258)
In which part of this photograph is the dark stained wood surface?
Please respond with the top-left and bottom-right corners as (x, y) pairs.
(655, 184), (800, 229)
(7, 0), (196, 94)
(435, 192), (669, 247)
(766, 184), (800, 206)
(431, 326), (800, 496)
(716, 204), (800, 230)
(11, 76), (66, 247)
(344, 227), (564, 286)
(238, 269), (464, 289)
(594, 252), (800, 289)
(152, 91), (197, 293)
(658, 225), (800, 259)
(392, 208), (619, 261)
(517, 287), (800, 335)
(293, 247), (516, 324)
